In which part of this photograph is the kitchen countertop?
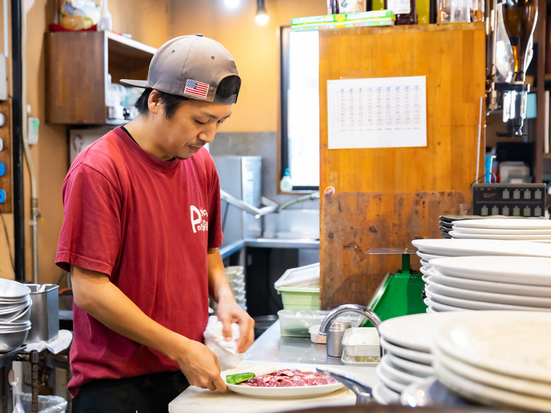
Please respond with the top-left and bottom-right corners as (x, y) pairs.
(169, 321), (379, 413)
(244, 321), (345, 366)
(219, 238), (320, 259)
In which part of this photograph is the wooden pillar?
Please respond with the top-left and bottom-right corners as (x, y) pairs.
(319, 23), (486, 309)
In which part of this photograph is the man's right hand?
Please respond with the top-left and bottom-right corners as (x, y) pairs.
(171, 337), (227, 393)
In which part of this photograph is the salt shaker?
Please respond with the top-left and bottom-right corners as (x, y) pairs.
(326, 320), (351, 357)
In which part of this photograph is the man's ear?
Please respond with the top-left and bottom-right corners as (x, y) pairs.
(148, 90), (162, 115)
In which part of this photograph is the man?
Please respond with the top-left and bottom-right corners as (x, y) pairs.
(56, 34), (255, 412)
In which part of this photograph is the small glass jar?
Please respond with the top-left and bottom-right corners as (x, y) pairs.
(438, 0), (471, 22)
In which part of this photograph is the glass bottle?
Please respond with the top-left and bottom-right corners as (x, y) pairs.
(386, 0), (418, 24)
(417, 0), (430, 24)
(280, 168), (293, 192)
(501, 0), (538, 83)
(98, 0), (112, 31)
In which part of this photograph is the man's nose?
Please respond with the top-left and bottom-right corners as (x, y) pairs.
(198, 123), (218, 144)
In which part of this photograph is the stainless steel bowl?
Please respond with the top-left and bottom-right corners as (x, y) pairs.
(0, 279), (31, 299)
(0, 327), (31, 352)
(0, 299), (30, 316)
(3, 305), (31, 323)
(0, 321), (32, 331)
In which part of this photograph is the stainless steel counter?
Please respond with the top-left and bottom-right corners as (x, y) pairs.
(219, 238), (319, 259)
(243, 321), (344, 366)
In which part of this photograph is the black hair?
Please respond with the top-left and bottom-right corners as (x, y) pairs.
(134, 76), (241, 119)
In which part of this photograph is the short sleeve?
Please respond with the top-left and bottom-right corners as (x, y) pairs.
(207, 161), (223, 249)
(56, 164), (122, 275)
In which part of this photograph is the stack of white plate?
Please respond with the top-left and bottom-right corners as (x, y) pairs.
(225, 266), (247, 311)
(413, 238), (551, 275)
(433, 311), (551, 412)
(373, 313), (467, 405)
(423, 256), (551, 313)
(450, 218), (551, 243)
(0, 279), (32, 352)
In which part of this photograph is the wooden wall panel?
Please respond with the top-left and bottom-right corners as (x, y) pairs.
(45, 32), (106, 125)
(319, 23), (486, 309)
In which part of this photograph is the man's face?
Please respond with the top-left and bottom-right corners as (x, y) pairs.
(151, 96), (232, 160)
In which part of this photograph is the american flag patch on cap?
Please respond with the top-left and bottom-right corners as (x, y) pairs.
(184, 79), (209, 99)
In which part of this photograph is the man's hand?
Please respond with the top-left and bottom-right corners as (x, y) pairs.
(170, 336), (227, 392)
(216, 298), (255, 353)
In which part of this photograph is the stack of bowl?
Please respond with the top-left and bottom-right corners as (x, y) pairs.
(373, 312), (469, 405)
(0, 279), (32, 352)
(225, 266), (247, 311)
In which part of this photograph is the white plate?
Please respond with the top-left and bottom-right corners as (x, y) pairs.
(423, 297), (467, 312)
(452, 226), (551, 235)
(419, 259), (430, 267)
(416, 251), (446, 262)
(454, 219), (551, 231)
(425, 278), (551, 308)
(434, 359), (551, 412)
(380, 337), (433, 365)
(372, 382), (400, 405)
(435, 311), (551, 384)
(380, 356), (426, 385)
(425, 287), (551, 312)
(386, 353), (434, 377)
(223, 369), (344, 399)
(378, 312), (472, 353)
(424, 270), (551, 298)
(411, 238), (551, 258)
(450, 231), (551, 240)
(430, 256), (551, 286)
(376, 364), (407, 393)
(426, 306), (437, 313)
(434, 346), (551, 400)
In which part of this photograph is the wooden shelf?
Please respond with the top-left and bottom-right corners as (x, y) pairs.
(543, 153), (551, 159)
(46, 31), (156, 125)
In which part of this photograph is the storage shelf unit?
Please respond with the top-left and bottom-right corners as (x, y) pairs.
(534, 0), (551, 181)
(45, 31), (156, 125)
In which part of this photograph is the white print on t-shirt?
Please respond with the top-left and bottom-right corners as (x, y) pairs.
(190, 205), (209, 233)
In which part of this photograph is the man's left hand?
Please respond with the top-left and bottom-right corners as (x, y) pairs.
(216, 298), (255, 353)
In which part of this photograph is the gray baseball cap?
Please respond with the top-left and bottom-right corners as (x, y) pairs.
(121, 34), (240, 104)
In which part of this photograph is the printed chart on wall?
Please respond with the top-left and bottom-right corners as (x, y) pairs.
(327, 76), (427, 149)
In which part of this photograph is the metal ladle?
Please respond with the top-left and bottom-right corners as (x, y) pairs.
(316, 367), (374, 405)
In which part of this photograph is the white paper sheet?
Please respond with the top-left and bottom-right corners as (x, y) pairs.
(327, 76), (427, 149)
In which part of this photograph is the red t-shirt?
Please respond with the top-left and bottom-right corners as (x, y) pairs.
(56, 127), (223, 397)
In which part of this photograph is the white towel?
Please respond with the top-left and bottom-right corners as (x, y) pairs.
(203, 316), (242, 371)
(25, 330), (73, 354)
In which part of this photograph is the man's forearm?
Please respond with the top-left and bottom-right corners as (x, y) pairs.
(71, 265), (188, 361)
(207, 248), (235, 303)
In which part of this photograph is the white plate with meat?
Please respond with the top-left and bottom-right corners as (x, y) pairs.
(222, 365), (345, 398)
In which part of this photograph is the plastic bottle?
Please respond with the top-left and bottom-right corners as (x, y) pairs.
(280, 168), (293, 192)
(98, 0), (112, 31)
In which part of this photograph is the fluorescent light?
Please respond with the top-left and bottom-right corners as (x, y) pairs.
(225, 0), (239, 8)
(256, 0), (269, 25)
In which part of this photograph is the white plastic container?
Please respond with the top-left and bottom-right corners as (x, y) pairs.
(341, 327), (380, 365)
(278, 309), (329, 337)
(309, 325), (326, 344)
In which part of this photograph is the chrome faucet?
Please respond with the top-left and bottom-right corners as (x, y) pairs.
(318, 304), (383, 358)
(318, 304), (382, 336)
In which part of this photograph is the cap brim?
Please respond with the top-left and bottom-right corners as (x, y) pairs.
(120, 79), (148, 88)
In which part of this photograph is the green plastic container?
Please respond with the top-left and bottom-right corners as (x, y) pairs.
(364, 270), (427, 327)
(276, 286), (320, 310)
